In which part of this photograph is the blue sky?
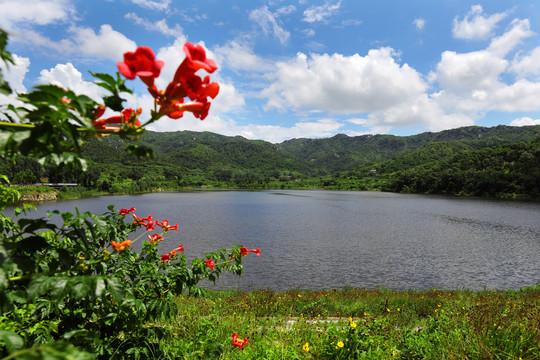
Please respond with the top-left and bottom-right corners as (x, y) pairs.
(1, 0), (540, 143)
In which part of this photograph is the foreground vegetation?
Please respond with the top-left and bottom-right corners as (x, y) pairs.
(166, 286), (540, 359)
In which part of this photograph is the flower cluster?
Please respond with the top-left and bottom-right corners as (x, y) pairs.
(116, 205), (260, 355)
(134, 214), (155, 230)
(111, 240), (132, 251)
(92, 107), (141, 135)
(114, 208), (179, 252)
(161, 245), (184, 262)
(240, 246), (261, 257)
(118, 207), (136, 215)
(131, 214), (179, 232)
(232, 333), (248, 350)
(156, 219), (179, 231)
(205, 259), (215, 270)
(147, 233), (163, 245)
(118, 43), (219, 121)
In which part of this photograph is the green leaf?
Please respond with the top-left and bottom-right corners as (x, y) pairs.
(70, 278), (91, 300)
(14, 236), (49, 252)
(106, 277), (125, 301)
(0, 330), (24, 354)
(94, 278), (105, 298)
(0, 29), (14, 66)
(0, 78), (12, 95)
(89, 72), (116, 86)
(102, 94), (125, 112)
(56, 249), (74, 268)
(0, 268), (7, 291)
(12, 341), (95, 360)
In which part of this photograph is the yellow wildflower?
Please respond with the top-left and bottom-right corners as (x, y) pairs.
(303, 342), (309, 352)
(349, 317), (357, 328)
(337, 341), (344, 348)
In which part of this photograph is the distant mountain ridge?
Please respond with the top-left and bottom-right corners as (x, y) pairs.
(276, 125), (540, 172)
(122, 125), (540, 174)
(5, 124), (537, 197)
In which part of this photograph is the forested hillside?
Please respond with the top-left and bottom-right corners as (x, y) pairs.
(2, 125), (539, 198)
(278, 125), (540, 172)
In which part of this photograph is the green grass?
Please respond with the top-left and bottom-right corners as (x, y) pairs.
(157, 286), (540, 359)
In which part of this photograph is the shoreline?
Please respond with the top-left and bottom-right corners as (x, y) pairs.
(13, 185), (539, 205)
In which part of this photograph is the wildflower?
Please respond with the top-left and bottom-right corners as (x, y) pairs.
(175, 43), (218, 79)
(92, 108), (142, 133)
(157, 219), (179, 231)
(119, 206), (136, 215)
(111, 240), (132, 251)
(143, 221), (156, 231)
(349, 317), (357, 328)
(147, 233), (163, 244)
(117, 46), (164, 87)
(153, 42), (219, 120)
(169, 245), (184, 255)
(240, 246), (261, 257)
(133, 214), (156, 230)
(232, 333), (248, 350)
(303, 342), (310, 352)
(337, 341), (344, 348)
(161, 254), (171, 262)
(205, 259), (215, 270)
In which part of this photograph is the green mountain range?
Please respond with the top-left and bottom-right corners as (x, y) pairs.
(2, 125), (539, 198)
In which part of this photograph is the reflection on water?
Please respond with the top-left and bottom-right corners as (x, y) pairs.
(5, 190), (540, 291)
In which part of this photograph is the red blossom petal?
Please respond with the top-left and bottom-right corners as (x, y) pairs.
(169, 245), (184, 255)
(183, 43), (218, 73)
(205, 259), (215, 270)
(161, 254), (171, 262)
(118, 46), (163, 87)
(119, 206), (136, 215)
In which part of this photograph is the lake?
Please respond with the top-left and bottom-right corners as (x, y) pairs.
(7, 190), (540, 291)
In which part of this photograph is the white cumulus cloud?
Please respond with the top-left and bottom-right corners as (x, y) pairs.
(38, 63), (105, 102)
(452, 5), (508, 40)
(509, 117), (540, 126)
(0, 54), (30, 93)
(0, 0), (76, 31)
(511, 47), (540, 79)
(433, 18), (538, 115)
(0, 54), (31, 120)
(68, 25), (137, 61)
(263, 48), (427, 114)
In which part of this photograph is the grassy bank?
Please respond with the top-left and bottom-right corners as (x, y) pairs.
(158, 286), (539, 359)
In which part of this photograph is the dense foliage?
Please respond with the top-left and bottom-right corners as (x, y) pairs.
(0, 29), (260, 359)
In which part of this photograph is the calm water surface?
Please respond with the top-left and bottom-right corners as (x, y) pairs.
(8, 190), (540, 291)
